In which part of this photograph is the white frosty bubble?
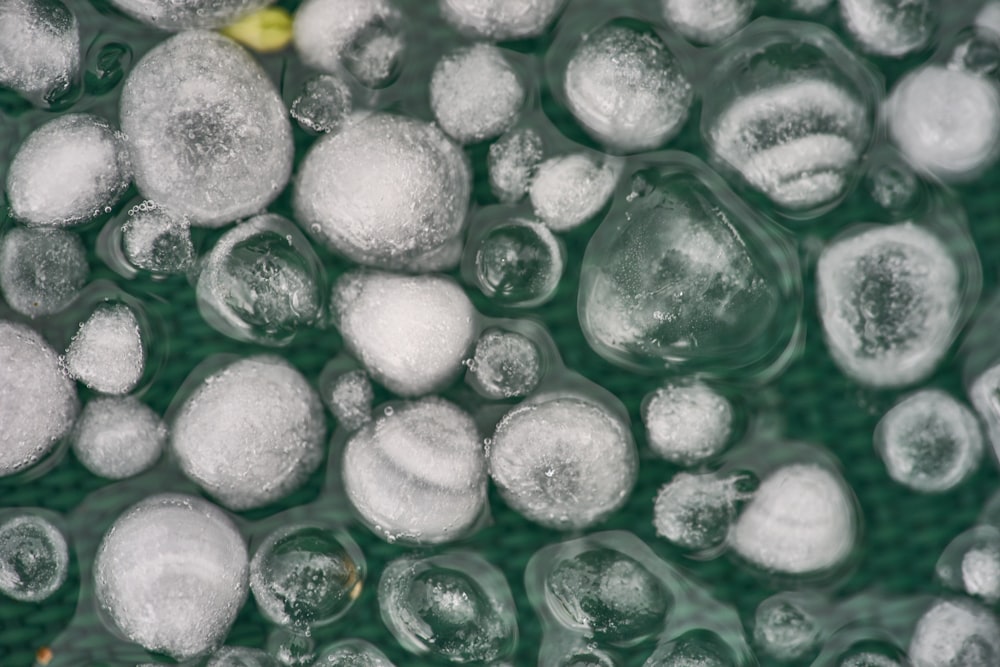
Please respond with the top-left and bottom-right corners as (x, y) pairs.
(290, 74), (352, 134)
(887, 65), (1000, 180)
(909, 599), (1000, 667)
(937, 527), (1000, 604)
(0, 0), (79, 102)
(840, 0), (933, 57)
(65, 303), (145, 396)
(963, 548), (1000, 603)
(121, 203), (195, 274)
(72, 396), (165, 479)
(661, 0), (752, 45)
(874, 390), (983, 493)
(94, 494), (248, 660)
(730, 463), (857, 575)
(970, 362), (1000, 463)
(295, 113), (470, 270)
(754, 597), (821, 661)
(208, 647), (280, 667)
(431, 44), (524, 144)
(530, 153), (619, 231)
(489, 394), (637, 529)
(653, 473), (745, 550)
(473, 217), (564, 307)
(467, 329), (542, 399)
(315, 639), (396, 666)
(331, 270), (478, 397)
(343, 397), (486, 544)
(0, 514), (68, 602)
(489, 127), (543, 203)
(323, 369), (374, 431)
(7, 114), (130, 227)
(440, 0), (565, 40)
(172, 356), (325, 510)
(0, 321), (78, 477)
(120, 31), (293, 227)
(643, 381), (732, 466)
(817, 223), (960, 388)
(108, 0), (275, 29)
(0, 226), (87, 317)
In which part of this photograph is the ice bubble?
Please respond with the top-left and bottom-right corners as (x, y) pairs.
(874, 390), (983, 493)
(660, 0), (753, 44)
(466, 329), (543, 399)
(489, 127), (543, 203)
(970, 362), (1000, 459)
(120, 31), (293, 227)
(471, 217), (564, 307)
(290, 74), (352, 134)
(643, 381), (733, 465)
(209, 647), (280, 667)
(909, 598), (1000, 667)
(172, 356), (325, 510)
(6, 114), (130, 227)
(0, 514), (68, 602)
(489, 394), (637, 529)
(321, 369), (374, 431)
(295, 114), (470, 270)
(0, 226), (87, 317)
(294, 0), (403, 88)
(65, 303), (145, 395)
(562, 20), (691, 152)
(331, 270), (478, 397)
(440, 0), (565, 40)
(887, 65), (1000, 181)
(343, 397), (486, 544)
(121, 203), (195, 274)
(753, 597), (821, 661)
(94, 494), (249, 660)
(653, 473), (746, 551)
(937, 527), (1000, 604)
(197, 214), (324, 346)
(730, 463), (857, 575)
(817, 223), (960, 388)
(314, 639), (396, 667)
(71, 396), (166, 479)
(530, 153), (619, 231)
(559, 649), (619, 667)
(250, 525), (364, 631)
(840, 0), (933, 57)
(0, 0), (79, 103)
(0, 321), (78, 477)
(839, 652), (903, 667)
(866, 160), (920, 213)
(108, 0), (275, 29)
(963, 548), (1000, 604)
(268, 629), (316, 667)
(643, 631), (737, 667)
(379, 552), (517, 662)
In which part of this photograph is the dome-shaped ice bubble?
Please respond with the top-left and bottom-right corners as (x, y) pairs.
(71, 396), (166, 480)
(0, 226), (88, 318)
(840, 0), (934, 57)
(120, 31), (293, 227)
(660, 0), (753, 45)
(439, 0), (566, 40)
(909, 598), (1000, 667)
(0, 0), (79, 103)
(108, 0), (277, 30)
(94, 494), (249, 660)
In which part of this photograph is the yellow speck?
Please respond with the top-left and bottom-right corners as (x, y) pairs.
(35, 647), (53, 666)
(220, 7), (294, 54)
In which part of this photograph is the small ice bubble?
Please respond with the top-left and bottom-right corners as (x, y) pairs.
(121, 204), (195, 274)
(866, 161), (919, 212)
(489, 394), (637, 529)
(6, 114), (130, 227)
(660, 0), (752, 45)
(963, 548), (1000, 603)
(439, 0), (565, 40)
(208, 647), (280, 667)
(65, 303), (145, 396)
(489, 127), (543, 203)
(0, 321), (78, 477)
(466, 329), (543, 400)
(72, 396), (166, 479)
(472, 217), (564, 307)
(559, 649), (618, 667)
(314, 639), (396, 667)
(0, 226), (88, 318)
(331, 270), (478, 397)
(753, 597), (821, 662)
(936, 526), (1000, 604)
(322, 369), (374, 431)
(0, 514), (68, 603)
(730, 463), (857, 575)
(643, 631), (736, 667)
(653, 473), (746, 551)
(840, 0), (933, 57)
(94, 494), (249, 660)
(107, 0), (275, 29)
(342, 397), (487, 544)
(874, 390), (983, 493)
(290, 74), (352, 134)
(909, 598), (1000, 667)
(0, 0), (79, 103)
(268, 629), (316, 667)
(530, 153), (619, 232)
(172, 356), (325, 510)
(817, 223), (961, 388)
(643, 381), (733, 466)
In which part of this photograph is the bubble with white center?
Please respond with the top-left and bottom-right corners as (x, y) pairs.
(909, 598), (1000, 667)
(65, 302), (145, 395)
(643, 631), (738, 667)
(72, 396), (165, 479)
(0, 226), (88, 318)
(471, 217), (564, 307)
(840, 0), (934, 57)
(321, 368), (374, 431)
(0, 0), (79, 104)
(753, 596), (822, 662)
(530, 153), (619, 231)
(643, 381), (733, 465)
(937, 526), (1000, 605)
(119, 202), (195, 275)
(660, 0), (752, 44)
(0, 514), (68, 602)
(314, 639), (396, 667)
(489, 127), (543, 204)
(467, 329), (543, 399)
(291, 75), (352, 135)
(653, 472), (747, 551)
(439, 0), (565, 40)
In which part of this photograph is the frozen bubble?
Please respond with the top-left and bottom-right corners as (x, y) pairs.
(937, 527), (1000, 604)
(654, 473), (746, 551)
(866, 161), (920, 212)
(970, 362), (1000, 460)
(431, 44), (524, 144)
(343, 397), (486, 544)
(0, 0), (79, 103)
(643, 381), (733, 465)
(268, 629), (316, 667)
(887, 65), (1000, 180)
(0, 514), (68, 602)
(121, 203), (195, 274)
(963, 548), (1000, 603)
(731, 463), (857, 575)
(817, 223), (960, 388)
(473, 217), (564, 307)
(290, 74), (352, 134)
(322, 369), (374, 431)
(295, 114), (470, 270)
(530, 153), (619, 232)
(209, 647), (280, 667)
(489, 394), (637, 529)
(197, 214), (324, 346)
(0, 321), (78, 477)
(753, 597), (821, 662)
(108, 0), (275, 29)
(294, 0), (403, 88)
(250, 525), (364, 631)
(467, 329), (542, 399)
(72, 396), (166, 479)
(874, 390), (983, 493)
(331, 270), (477, 397)
(545, 547), (670, 645)
(559, 649), (618, 667)
(440, 0), (565, 40)
(909, 599), (1000, 667)
(379, 552), (517, 662)
(120, 31), (293, 227)
(7, 114), (130, 227)
(660, 0), (752, 44)
(94, 494), (248, 660)
(840, 0), (933, 57)
(315, 639), (396, 667)
(563, 21), (691, 152)
(172, 356), (325, 510)
(0, 226), (87, 318)
(65, 303), (145, 395)
(489, 127), (543, 203)
(839, 652), (903, 667)
(644, 631), (736, 667)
